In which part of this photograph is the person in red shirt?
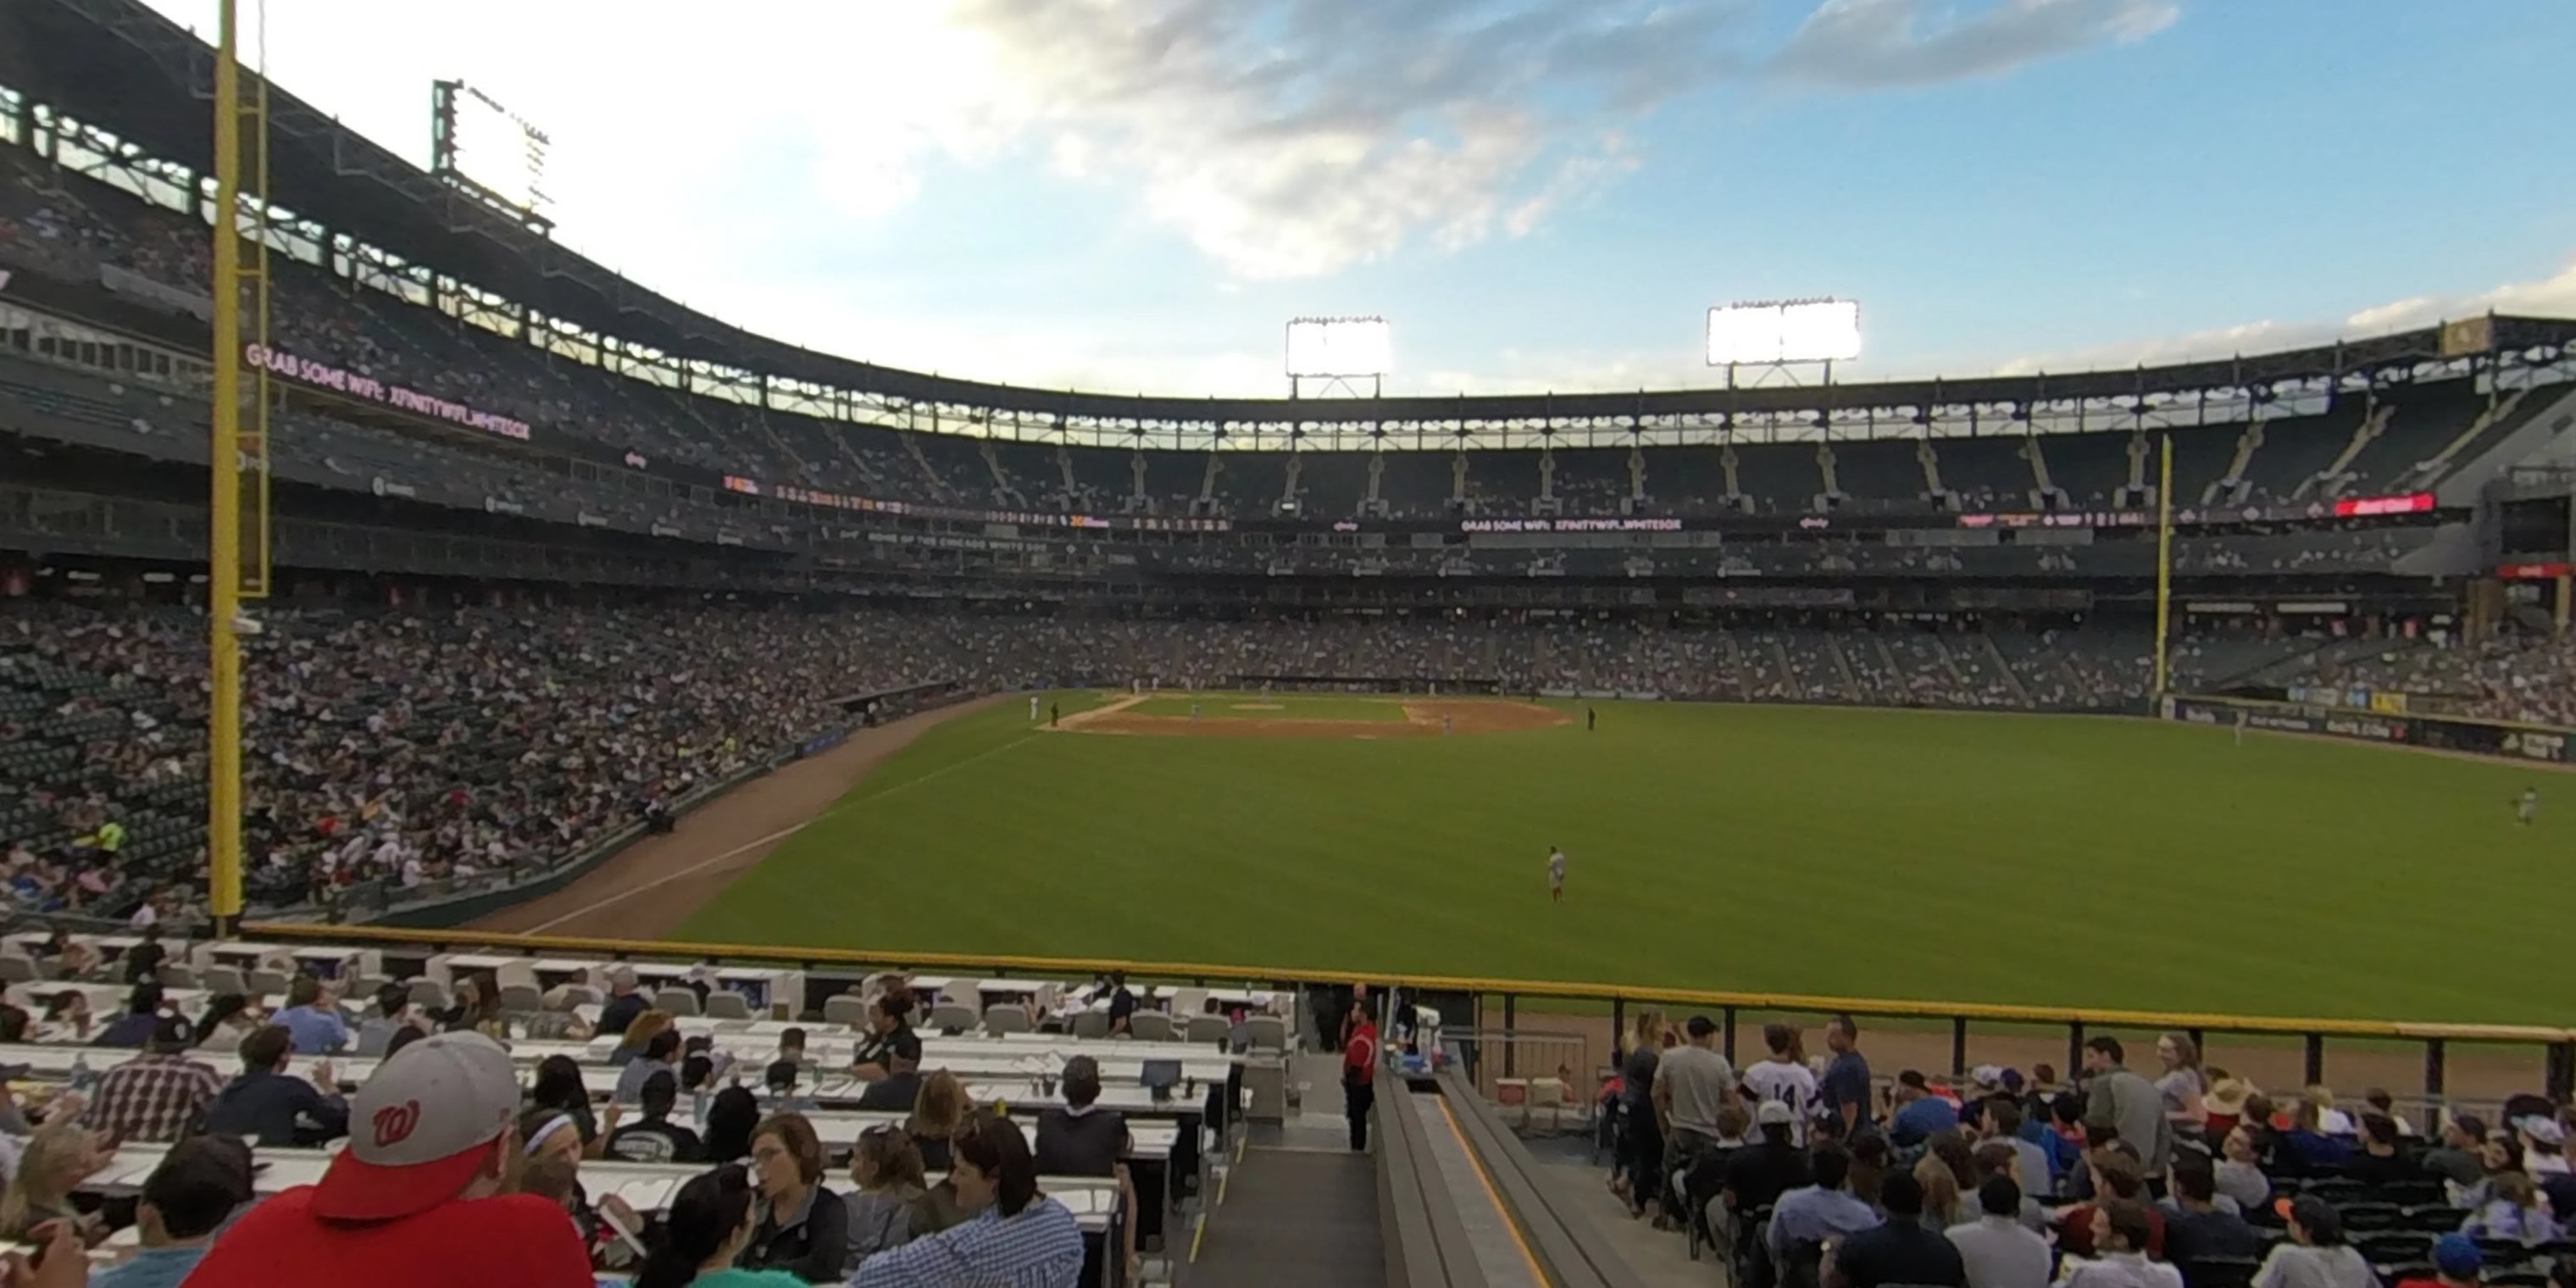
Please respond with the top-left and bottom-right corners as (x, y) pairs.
(1343, 1001), (1378, 1152)
(182, 1030), (593, 1288)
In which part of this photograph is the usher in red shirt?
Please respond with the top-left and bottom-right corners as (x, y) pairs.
(1344, 1020), (1379, 1085)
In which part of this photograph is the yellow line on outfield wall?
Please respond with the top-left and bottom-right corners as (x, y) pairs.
(239, 920), (2573, 1044)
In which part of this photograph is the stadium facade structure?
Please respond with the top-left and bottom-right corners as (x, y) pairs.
(5, 0), (2576, 626)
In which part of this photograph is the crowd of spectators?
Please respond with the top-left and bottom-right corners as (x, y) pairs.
(0, 971), (1112, 1286)
(1602, 1015), (2576, 1288)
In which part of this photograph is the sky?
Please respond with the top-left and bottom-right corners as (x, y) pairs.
(125, 0), (2576, 398)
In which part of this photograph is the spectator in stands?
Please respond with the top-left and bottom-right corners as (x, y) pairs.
(383, 1024), (427, 1060)
(1656, 1016), (1738, 1200)
(614, 1028), (682, 1103)
(2517, 1115), (2571, 1185)
(759, 1061), (815, 1114)
(92, 1133), (254, 1288)
(2203, 1078), (2254, 1146)
(845, 1125), (931, 1267)
(906, 1070), (970, 1172)
(1102, 971), (1138, 1036)
(851, 1113), (1085, 1288)
(86, 1014), (222, 1142)
(631, 1164), (790, 1288)
(1822, 1013), (1873, 1135)
(1035, 1056), (1135, 1274)
(2153, 1033), (2206, 1144)
(1740, 1022), (1815, 1146)
(702, 1085), (760, 1165)
(355, 983), (421, 1058)
(597, 965), (647, 1041)
(436, 974), (505, 1041)
(0, 1120), (106, 1243)
(0, 1006), (27, 1045)
(1614, 1009), (1664, 1213)
(92, 981), (164, 1049)
(2161, 1155), (2262, 1263)
(1969, 1141), (2049, 1232)
(1918, 1135), (1979, 1230)
(2082, 1038), (2173, 1179)
(1890, 1070), (1958, 1147)
(192, 993), (260, 1056)
(855, 1050), (923, 1113)
(2253, 1196), (2374, 1288)
(183, 1031), (591, 1285)
(119, 924), (166, 987)
(1980, 1098), (2054, 1199)
(275, 975), (348, 1055)
(203, 1024), (347, 1147)
(2218, 1124), (2271, 1210)
(604, 1070), (702, 1164)
(610, 1009), (675, 1068)
(852, 989), (919, 1080)
(530, 1054), (611, 1158)
(2058, 1151), (2162, 1258)
(774, 1028), (809, 1070)
(2422, 1115), (2490, 1191)
(2404, 1234), (2484, 1288)
(1768, 1142), (1879, 1264)
(740, 1113), (849, 1281)
(519, 1107), (644, 1272)
(2064, 1200), (2179, 1288)
(1832, 1171), (1964, 1288)
(2346, 1113), (2420, 1187)
(2463, 1171), (2563, 1246)
(1947, 1175), (2051, 1288)
(2278, 1097), (2354, 1172)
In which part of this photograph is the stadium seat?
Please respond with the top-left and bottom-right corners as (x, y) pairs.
(983, 1004), (1031, 1035)
(1128, 1012), (1175, 1041)
(154, 963), (196, 989)
(0, 956), (36, 985)
(406, 979), (450, 1011)
(652, 987), (702, 1017)
(2179, 1256), (2262, 1288)
(928, 1003), (979, 1033)
(197, 964), (247, 997)
(247, 969), (290, 997)
(497, 983), (543, 1013)
(1070, 1012), (1110, 1040)
(821, 995), (868, 1026)
(705, 992), (752, 1020)
(1185, 1015), (1229, 1044)
(1167, 987), (1208, 1016)
(1245, 1016), (1286, 1051)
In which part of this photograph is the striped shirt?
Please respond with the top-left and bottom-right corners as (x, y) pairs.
(851, 1196), (1084, 1288)
(86, 1053), (225, 1142)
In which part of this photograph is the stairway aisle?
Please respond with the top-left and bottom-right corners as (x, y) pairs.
(1188, 1146), (1386, 1287)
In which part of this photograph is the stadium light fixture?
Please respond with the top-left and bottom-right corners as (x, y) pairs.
(1285, 315), (1393, 379)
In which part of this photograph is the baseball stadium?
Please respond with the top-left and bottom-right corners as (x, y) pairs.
(3, 2), (2576, 1286)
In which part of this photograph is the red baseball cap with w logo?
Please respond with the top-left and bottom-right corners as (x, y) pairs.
(312, 1030), (521, 1221)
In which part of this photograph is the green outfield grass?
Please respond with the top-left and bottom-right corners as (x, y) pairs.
(1124, 693), (1408, 721)
(680, 697), (2563, 1024)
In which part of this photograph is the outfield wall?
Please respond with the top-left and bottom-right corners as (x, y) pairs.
(2170, 693), (2574, 763)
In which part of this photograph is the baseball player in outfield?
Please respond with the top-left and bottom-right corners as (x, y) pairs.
(1547, 846), (1567, 902)
(1030, 694), (1041, 721)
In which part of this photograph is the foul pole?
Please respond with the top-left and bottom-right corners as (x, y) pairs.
(208, 0), (245, 936)
(2152, 433), (2174, 697)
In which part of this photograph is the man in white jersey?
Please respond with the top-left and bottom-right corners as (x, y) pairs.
(2234, 710), (2247, 746)
(1030, 694), (1041, 721)
(1739, 1021), (1821, 1146)
(2518, 786), (2539, 825)
(1547, 847), (1567, 903)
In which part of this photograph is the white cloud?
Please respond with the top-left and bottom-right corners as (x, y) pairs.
(1992, 254), (2576, 375)
(1767, 0), (2180, 88)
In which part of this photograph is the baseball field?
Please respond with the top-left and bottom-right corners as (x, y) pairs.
(666, 693), (2565, 1025)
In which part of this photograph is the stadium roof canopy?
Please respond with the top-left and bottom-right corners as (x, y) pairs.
(8, 0), (2576, 435)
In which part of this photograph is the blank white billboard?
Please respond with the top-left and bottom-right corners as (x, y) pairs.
(1706, 298), (1862, 365)
(451, 85), (551, 214)
(1285, 316), (1392, 377)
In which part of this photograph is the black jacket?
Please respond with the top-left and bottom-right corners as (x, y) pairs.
(203, 1068), (349, 1147)
(738, 1184), (850, 1284)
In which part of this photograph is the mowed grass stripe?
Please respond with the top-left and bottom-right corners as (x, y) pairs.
(681, 699), (2562, 1023)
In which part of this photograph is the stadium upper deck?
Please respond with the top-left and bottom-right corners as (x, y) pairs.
(2, 0), (2573, 524)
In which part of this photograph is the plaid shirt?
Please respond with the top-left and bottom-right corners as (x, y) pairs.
(87, 1053), (225, 1143)
(852, 1196), (1084, 1288)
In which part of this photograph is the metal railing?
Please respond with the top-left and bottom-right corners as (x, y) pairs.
(227, 922), (2576, 1109)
